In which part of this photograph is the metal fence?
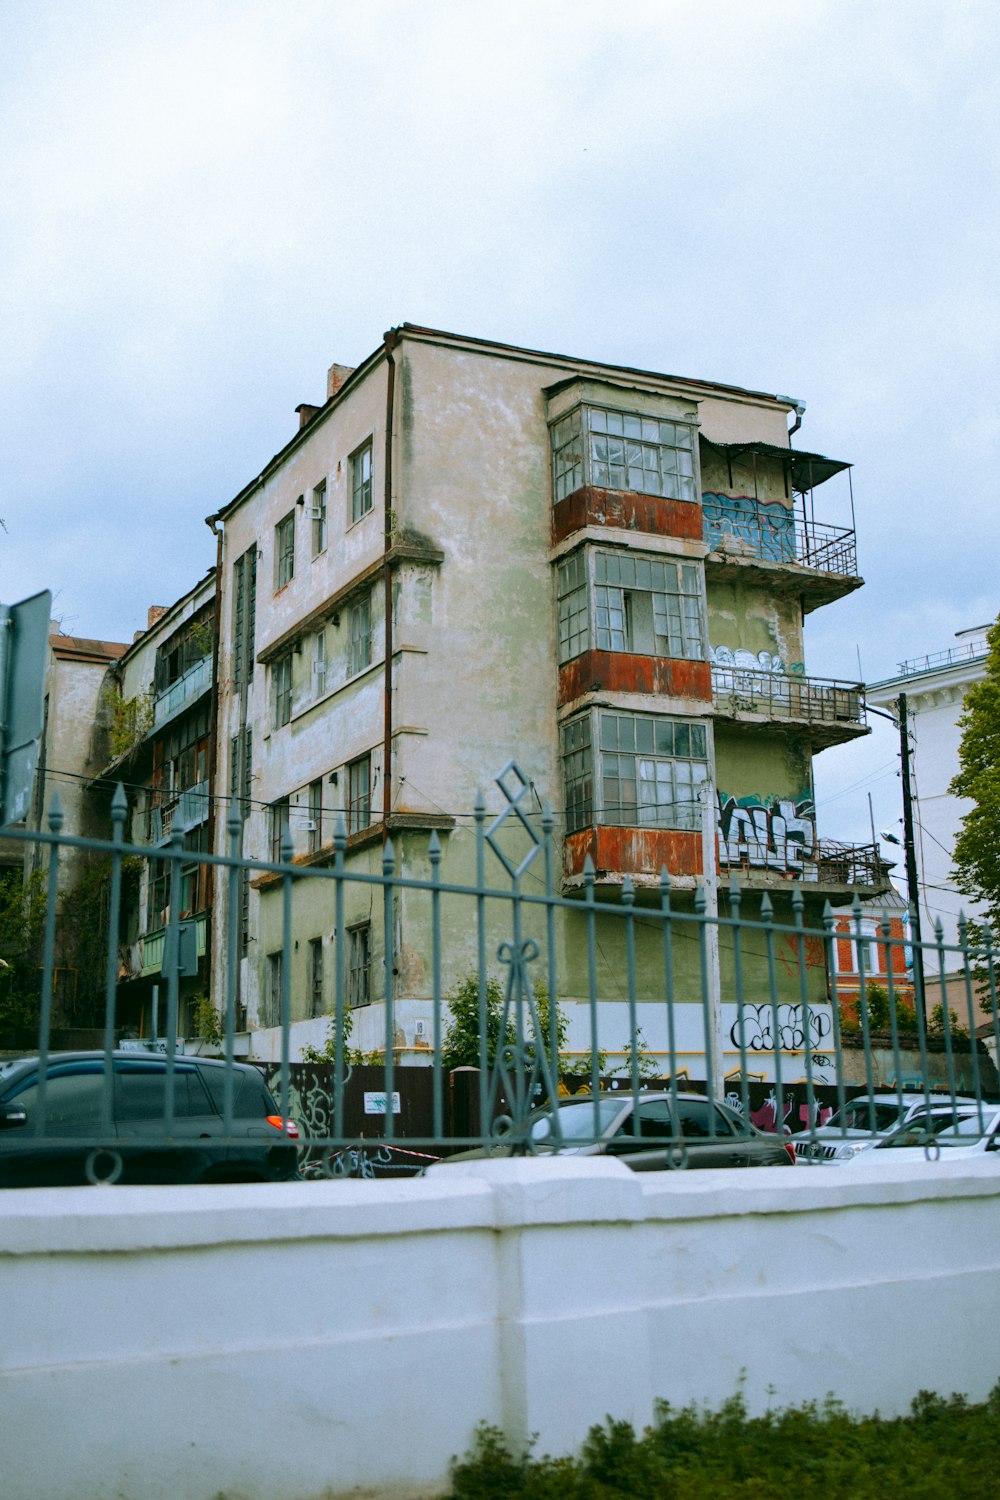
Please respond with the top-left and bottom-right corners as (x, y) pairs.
(2, 760), (998, 1180)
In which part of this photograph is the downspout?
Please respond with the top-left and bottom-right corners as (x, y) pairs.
(205, 513), (225, 905)
(382, 329), (401, 843)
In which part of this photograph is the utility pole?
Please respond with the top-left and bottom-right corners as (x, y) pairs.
(897, 693), (926, 1006)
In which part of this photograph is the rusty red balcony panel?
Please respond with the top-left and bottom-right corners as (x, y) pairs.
(564, 825), (703, 881)
(552, 485), (703, 546)
(559, 651), (712, 706)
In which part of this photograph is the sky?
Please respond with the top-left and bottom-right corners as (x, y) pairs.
(1, 0), (997, 850)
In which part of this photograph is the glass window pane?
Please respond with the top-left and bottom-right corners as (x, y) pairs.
(606, 411), (623, 435)
(589, 408), (607, 433)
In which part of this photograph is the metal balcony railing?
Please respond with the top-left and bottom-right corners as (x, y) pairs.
(712, 667), (865, 730)
(703, 498), (858, 579)
(719, 836), (884, 888)
(153, 655), (212, 728)
(895, 640), (989, 677)
(149, 779), (210, 843)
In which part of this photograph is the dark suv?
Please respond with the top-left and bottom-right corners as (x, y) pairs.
(0, 1052), (300, 1186)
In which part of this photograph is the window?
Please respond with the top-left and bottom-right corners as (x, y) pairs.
(562, 710), (708, 834)
(349, 592), (372, 676)
(308, 778), (323, 853)
(311, 480), (327, 556)
(232, 546), (256, 694)
(351, 440), (373, 523)
(264, 951), (282, 1028)
(308, 937), (325, 1017)
(347, 754), (371, 834)
(312, 628), (327, 698)
(270, 798), (290, 862)
(348, 923), (371, 1008)
(556, 549), (705, 664)
(551, 405), (697, 503)
(273, 652), (293, 728)
(275, 512), (295, 590)
(836, 920), (881, 977)
(557, 551), (589, 661)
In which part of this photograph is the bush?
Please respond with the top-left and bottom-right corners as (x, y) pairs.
(445, 1382), (1000, 1498)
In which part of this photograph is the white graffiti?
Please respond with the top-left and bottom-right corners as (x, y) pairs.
(710, 645), (788, 676)
(717, 792), (816, 875)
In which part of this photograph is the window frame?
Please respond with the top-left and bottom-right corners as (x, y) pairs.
(349, 591), (372, 677)
(308, 936), (325, 1018)
(562, 709), (709, 834)
(347, 922), (371, 1008)
(308, 778), (323, 854)
(273, 652), (293, 729)
(275, 511), (296, 591)
(270, 797), (290, 862)
(550, 403), (698, 505)
(350, 439), (374, 525)
(347, 753), (371, 834)
(312, 628), (327, 699)
(265, 950), (283, 1029)
(311, 480), (328, 557)
(556, 547), (706, 665)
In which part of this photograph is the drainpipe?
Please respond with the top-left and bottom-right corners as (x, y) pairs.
(382, 329), (401, 843)
(205, 513), (224, 900)
(777, 396), (806, 441)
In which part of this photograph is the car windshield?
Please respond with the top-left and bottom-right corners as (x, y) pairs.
(530, 1097), (624, 1142)
(827, 1101), (903, 1133)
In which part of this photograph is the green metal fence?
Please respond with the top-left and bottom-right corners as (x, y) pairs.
(2, 759), (998, 1179)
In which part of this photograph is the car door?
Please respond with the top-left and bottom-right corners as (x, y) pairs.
(113, 1059), (225, 1183)
(0, 1060), (108, 1186)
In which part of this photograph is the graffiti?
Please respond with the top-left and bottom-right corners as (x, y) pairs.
(779, 934), (826, 976)
(702, 492), (797, 563)
(711, 644), (788, 676)
(717, 791), (816, 875)
(731, 1003), (832, 1055)
(301, 1143), (439, 1179)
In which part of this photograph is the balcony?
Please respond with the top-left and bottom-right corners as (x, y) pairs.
(153, 655), (212, 730)
(702, 494), (860, 612)
(719, 833), (887, 891)
(711, 666), (866, 750)
(149, 780), (210, 844)
(140, 912), (208, 978)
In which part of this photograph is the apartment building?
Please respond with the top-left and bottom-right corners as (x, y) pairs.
(868, 624), (992, 1019)
(88, 575), (217, 1036)
(206, 324), (887, 1066)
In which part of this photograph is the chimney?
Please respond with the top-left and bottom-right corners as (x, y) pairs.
(327, 363), (355, 400)
(295, 403), (321, 431)
(147, 606), (168, 630)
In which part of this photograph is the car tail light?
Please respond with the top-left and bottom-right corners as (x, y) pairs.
(783, 1141), (796, 1164)
(267, 1115), (300, 1140)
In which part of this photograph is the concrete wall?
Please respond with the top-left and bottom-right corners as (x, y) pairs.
(2, 1158), (998, 1500)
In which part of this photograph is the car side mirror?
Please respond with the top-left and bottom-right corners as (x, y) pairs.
(0, 1105), (28, 1130)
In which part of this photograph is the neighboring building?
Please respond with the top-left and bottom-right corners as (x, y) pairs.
(829, 888), (913, 1022)
(867, 624), (992, 1019)
(23, 631), (128, 1023)
(88, 577), (217, 1037)
(206, 323), (887, 1068)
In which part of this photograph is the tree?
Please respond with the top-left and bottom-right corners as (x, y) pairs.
(0, 869), (47, 1031)
(950, 615), (1000, 931)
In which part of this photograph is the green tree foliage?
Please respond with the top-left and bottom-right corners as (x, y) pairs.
(0, 869), (47, 1030)
(951, 616), (1000, 930)
(441, 974), (571, 1072)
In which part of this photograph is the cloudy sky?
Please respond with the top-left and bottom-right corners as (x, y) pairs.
(1, 0), (997, 849)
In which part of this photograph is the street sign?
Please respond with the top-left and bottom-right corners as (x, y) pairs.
(0, 590), (51, 825)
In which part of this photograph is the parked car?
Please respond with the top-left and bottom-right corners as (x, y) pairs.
(793, 1091), (977, 1164)
(0, 1052), (300, 1187)
(436, 1091), (795, 1170)
(845, 1103), (1000, 1166)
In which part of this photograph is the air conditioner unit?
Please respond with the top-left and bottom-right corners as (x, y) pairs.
(414, 1019), (428, 1041)
(307, 507), (325, 521)
(300, 819), (317, 832)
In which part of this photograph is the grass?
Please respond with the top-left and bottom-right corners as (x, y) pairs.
(444, 1383), (1000, 1498)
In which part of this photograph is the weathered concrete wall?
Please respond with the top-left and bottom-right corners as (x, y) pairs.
(2, 1159), (998, 1500)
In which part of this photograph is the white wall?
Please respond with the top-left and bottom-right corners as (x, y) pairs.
(2, 1159), (999, 1500)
